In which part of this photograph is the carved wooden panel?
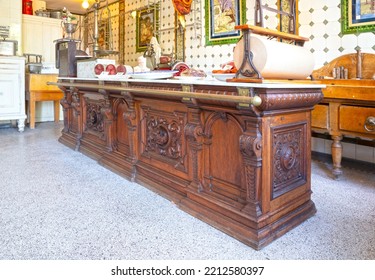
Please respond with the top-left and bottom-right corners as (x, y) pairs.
(83, 97), (106, 140)
(140, 105), (187, 172)
(203, 112), (246, 208)
(112, 98), (130, 155)
(271, 122), (307, 199)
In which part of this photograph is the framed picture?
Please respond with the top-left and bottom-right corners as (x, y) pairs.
(341, 0), (375, 34)
(98, 20), (109, 50)
(278, 0), (298, 34)
(136, 5), (159, 52)
(205, 0), (246, 46)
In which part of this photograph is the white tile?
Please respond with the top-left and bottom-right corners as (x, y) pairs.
(326, 21), (341, 36)
(341, 34), (358, 51)
(311, 137), (325, 153)
(311, 0), (329, 10)
(324, 139), (333, 154)
(358, 33), (375, 49)
(298, 0), (312, 12)
(325, 6), (341, 21)
(342, 142), (356, 160)
(326, 0), (340, 8)
(313, 51), (328, 69)
(311, 22), (327, 37)
(311, 9), (327, 23)
(299, 11), (312, 25)
(299, 25), (312, 38)
(355, 145), (374, 163)
(325, 49), (342, 64)
(326, 35), (341, 50)
(311, 36), (327, 51)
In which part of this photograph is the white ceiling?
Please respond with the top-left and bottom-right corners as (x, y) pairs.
(42, 0), (117, 15)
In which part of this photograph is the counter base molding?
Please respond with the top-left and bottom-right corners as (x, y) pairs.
(55, 78), (323, 250)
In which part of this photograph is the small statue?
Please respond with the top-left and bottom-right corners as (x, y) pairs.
(144, 36), (162, 70)
(134, 55), (150, 72)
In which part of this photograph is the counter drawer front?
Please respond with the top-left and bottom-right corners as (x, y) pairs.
(312, 104), (329, 129)
(339, 106), (375, 134)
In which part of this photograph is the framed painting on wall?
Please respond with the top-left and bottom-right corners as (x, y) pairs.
(205, 0), (246, 46)
(136, 5), (159, 52)
(342, 0), (375, 34)
(277, 0), (298, 34)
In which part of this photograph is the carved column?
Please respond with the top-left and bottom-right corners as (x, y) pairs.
(70, 86), (82, 150)
(100, 94), (115, 152)
(122, 92), (138, 180)
(185, 106), (204, 192)
(239, 120), (263, 218)
(59, 85), (70, 133)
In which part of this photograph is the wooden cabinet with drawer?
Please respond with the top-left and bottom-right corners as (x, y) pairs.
(311, 79), (375, 178)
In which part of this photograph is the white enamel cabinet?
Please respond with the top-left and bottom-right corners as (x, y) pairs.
(0, 56), (26, 132)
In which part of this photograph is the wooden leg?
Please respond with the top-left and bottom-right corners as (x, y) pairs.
(29, 99), (36, 129)
(331, 135), (343, 178)
(54, 100), (60, 123)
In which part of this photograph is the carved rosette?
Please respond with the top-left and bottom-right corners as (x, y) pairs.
(272, 126), (306, 198)
(144, 113), (185, 169)
(86, 103), (105, 136)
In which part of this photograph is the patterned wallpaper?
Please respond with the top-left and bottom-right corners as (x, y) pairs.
(98, 0), (375, 71)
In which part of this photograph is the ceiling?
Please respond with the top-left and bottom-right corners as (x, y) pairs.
(42, 0), (117, 15)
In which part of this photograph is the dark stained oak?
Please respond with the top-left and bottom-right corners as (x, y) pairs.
(54, 78), (323, 249)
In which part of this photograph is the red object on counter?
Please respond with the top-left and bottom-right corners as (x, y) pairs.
(23, 0), (33, 15)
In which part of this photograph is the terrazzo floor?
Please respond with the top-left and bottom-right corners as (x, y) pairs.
(0, 122), (374, 260)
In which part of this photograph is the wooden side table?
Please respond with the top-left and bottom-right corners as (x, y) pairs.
(25, 74), (64, 129)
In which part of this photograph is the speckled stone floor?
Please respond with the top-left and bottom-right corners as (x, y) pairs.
(0, 122), (374, 260)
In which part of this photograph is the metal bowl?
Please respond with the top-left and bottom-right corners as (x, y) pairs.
(26, 63), (42, 74)
(49, 10), (62, 19)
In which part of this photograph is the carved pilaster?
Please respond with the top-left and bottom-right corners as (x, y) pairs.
(185, 112), (204, 191)
(60, 97), (70, 133)
(70, 87), (82, 149)
(239, 128), (263, 217)
(101, 96), (115, 152)
(122, 98), (137, 165)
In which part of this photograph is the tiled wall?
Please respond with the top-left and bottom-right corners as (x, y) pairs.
(299, 0), (375, 69)
(120, 0), (375, 163)
(121, 0), (375, 70)
(0, 0), (22, 55)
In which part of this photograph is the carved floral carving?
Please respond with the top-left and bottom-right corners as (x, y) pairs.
(144, 111), (185, 169)
(86, 103), (104, 133)
(272, 125), (306, 198)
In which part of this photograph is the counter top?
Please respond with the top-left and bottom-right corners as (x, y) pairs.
(56, 76), (325, 89)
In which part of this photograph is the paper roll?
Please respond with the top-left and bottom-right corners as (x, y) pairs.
(233, 34), (315, 79)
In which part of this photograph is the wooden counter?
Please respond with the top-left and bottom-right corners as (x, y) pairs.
(52, 77), (323, 249)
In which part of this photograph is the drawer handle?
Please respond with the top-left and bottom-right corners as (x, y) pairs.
(364, 116), (375, 132)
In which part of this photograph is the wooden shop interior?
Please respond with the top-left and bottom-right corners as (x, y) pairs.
(0, 0), (374, 250)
